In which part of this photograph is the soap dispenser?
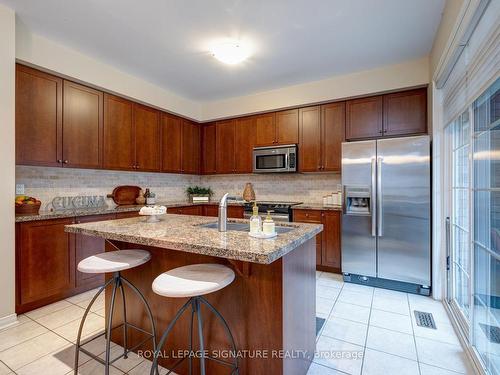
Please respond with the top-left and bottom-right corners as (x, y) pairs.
(249, 202), (262, 234)
(262, 210), (276, 234)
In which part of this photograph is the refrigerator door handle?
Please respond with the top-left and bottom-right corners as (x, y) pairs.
(371, 157), (377, 237)
(377, 157), (383, 237)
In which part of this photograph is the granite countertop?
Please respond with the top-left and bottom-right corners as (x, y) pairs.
(293, 203), (342, 211)
(15, 201), (246, 223)
(65, 215), (322, 264)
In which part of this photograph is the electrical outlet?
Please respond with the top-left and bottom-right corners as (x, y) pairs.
(15, 184), (25, 195)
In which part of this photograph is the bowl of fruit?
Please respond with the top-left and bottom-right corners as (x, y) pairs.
(15, 196), (42, 215)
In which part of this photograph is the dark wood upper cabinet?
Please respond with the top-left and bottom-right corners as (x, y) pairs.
(134, 104), (160, 172)
(255, 113), (276, 146)
(321, 102), (345, 172)
(216, 119), (236, 174)
(103, 94), (134, 170)
(161, 113), (182, 173)
(16, 65), (63, 167)
(383, 88), (427, 136)
(345, 96), (383, 140)
(62, 81), (103, 169)
(201, 123), (217, 174)
(181, 120), (200, 174)
(299, 106), (321, 172)
(234, 116), (256, 173)
(276, 109), (299, 145)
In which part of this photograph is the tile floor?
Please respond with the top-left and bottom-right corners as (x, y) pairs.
(0, 272), (475, 374)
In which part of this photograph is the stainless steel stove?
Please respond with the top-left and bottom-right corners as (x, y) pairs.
(242, 201), (302, 222)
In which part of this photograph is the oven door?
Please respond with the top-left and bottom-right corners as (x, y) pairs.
(253, 145), (295, 173)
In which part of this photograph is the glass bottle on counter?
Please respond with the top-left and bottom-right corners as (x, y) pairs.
(262, 210), (276, 234)
(249, 202), (262, 234)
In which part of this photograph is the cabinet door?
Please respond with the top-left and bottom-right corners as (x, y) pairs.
(17, 218), (75, 307)
(216, 119), (236, 174)
(168, 206), (202, 215)
(161, 113), (182, 173)
(16, 65), (62, 167)
(62, 81), (103, 169)
(227, 206), (245, 219)
(276, 109), (299, 145)
(203, 204), (219, 217)
(103, 94), (135, 170)
(201, 123), (217, 174)
(134, 104), (160, 172)
(115, 211), (140, 219)
(255, 113), (276, 146)
(346, 96), (383, 140)
(322, 211), (341, 269)
(293, 209), (322, 266)
(74, 214), (115, 288)
(182, 120), (200, 174)
(299, 106), (321, 172)
(234, 117), (256, 173)
(321, 102), (345, 172)
(383, 88), (427, 136)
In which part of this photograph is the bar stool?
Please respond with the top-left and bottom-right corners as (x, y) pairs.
(150, 263), (239, 375)
(74, 249), (157, 375)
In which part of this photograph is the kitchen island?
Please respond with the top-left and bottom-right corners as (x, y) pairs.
(65, 214), (322, 375)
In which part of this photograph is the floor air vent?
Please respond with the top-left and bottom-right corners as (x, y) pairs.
(479, 323), (500, 344)
(414, 311), (436, 329)
(316, 317), (325, 335)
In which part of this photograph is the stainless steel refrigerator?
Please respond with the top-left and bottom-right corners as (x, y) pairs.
(341, 135), (431, 295)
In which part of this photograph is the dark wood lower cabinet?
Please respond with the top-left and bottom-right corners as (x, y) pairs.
(168, 204), (244, 218)
(16, 218), (75, 313)
(74, 214), (116, 288)
(293, 209), (341, 273)
(16, 213), (126, 313)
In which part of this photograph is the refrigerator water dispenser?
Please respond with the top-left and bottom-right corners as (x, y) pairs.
(344, 187), (371, 215)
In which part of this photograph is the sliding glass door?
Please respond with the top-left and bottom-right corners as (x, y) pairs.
(446, 110), (472, 331)
(472, 78), (500, 374)
(445, 78), (500, 374)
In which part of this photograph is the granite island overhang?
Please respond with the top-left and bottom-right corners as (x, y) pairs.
(65, 214), (323, 375)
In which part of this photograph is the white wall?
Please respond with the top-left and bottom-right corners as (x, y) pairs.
(0, 4), (17, 327)
(15, 23), (202, 121)
(200, 57), (430, 120)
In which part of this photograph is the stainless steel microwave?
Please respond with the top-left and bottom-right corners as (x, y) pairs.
(252, 144), (297, 173)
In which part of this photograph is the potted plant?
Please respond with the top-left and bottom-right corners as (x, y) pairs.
(186, 186), (214, 203)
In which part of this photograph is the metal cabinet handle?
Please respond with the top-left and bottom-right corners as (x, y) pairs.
(63, 160), (68, 164)
(57, 159), (62, 163)
(371, 157), (377, 237)
(377, 157), (383, 237)
(136, 165), (140, 169)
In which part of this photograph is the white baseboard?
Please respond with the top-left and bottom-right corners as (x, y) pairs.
(0, 313), (20, 330)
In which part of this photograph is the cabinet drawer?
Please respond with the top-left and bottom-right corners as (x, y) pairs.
(168, 205), (202, 216)
(293, 209), (322, 223)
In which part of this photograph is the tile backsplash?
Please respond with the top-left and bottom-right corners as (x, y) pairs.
(16, 166), (341, 210)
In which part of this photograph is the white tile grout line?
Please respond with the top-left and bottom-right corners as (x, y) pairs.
(358, 286), (374, 375)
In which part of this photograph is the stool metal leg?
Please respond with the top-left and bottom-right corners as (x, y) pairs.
(119, 279), (128, 359)
(188, 305), (195, 375)
(150, 298), (193, 375)
(120, 276), (157, 353)
(195, 298), (206, 375)
(74, 277), (114, 375)
(200, 296), (239, 374)
(105, 273), (119, 375)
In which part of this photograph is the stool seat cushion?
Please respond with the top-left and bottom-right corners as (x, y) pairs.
(77, 250), (151, 274)
(152, 264), (235, 298)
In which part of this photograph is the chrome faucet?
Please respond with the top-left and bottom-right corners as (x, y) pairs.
(218, 193), (239, 232)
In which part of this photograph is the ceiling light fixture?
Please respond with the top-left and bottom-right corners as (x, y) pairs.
(210, 40), (250, 65)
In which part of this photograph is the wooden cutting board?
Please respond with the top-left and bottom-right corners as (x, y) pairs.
(107, 186), (141, 205)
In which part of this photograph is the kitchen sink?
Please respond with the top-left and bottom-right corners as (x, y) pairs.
(198, 222), (294, 234)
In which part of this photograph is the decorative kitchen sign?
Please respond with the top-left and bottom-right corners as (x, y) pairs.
(51, 195), (106, 211)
